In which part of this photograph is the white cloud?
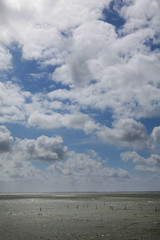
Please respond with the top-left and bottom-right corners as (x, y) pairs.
(14, 135), (67, 161)
(0, 148), (130, 192)
(120, 0), (160, 40)
(0, 128), (67, 190)
(52, 20), (117, 86)
(96, 118), (148, 148)
(0, 0), (160, 180)
(47, 150), (129, 191)
(1, 78), (159, 151)
(134, 165), (157, 172)
(0, 81), (98, 134)
(151, 126), (160, 145)
(0, 0), (160, 127)
(0, 126), (130, 192)
(0, 44), (12, 71)
(0, 0), (109, 63)
(0, 157), (43, 182)
(49, 49), (160, 119)
(0, 151), (47, 192)
(28, 111), (99, 134)
(1, 0), (160, 193)
(0, 81), (30, 124)
(121, 151), (160, 172)
(47, 0), (160, 121)
(0, 125), (13, 153)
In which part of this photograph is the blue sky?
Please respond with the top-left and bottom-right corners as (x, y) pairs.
(0, 0), (160, 192)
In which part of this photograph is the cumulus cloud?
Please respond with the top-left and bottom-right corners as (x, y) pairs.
(119, 0), (160, 40)
(47, 150), (129, 190)
(0, 81), (31, 124)
(0, 44), (12, 71)
(50, 51), (160, 120)
(134, 165), (157, 172)
(151, 126), (160, 145)
(0, 0), (109, 62)
(28, 111), (99, 134)
(0, 129), (68, 190)
(96, 118), (148, 148)
(0, 81), (99, 135)
(121, 151), (160, 172)
(0, 126), (67, 162)
(0, 0), (160, 127)
(0, 125), (13, 153)
(53, 20), (117, 86)
(0, 0), (160, 192)
(0, 131), (130, 191)
(0, 149), (130, 192)
(14, 135), (67, 161)
(0, 157), (43, 183)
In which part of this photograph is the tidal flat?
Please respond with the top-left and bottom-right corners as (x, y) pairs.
(0, 192), (160, 240)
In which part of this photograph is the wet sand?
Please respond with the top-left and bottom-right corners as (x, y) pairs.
(0, 192), (160, 240)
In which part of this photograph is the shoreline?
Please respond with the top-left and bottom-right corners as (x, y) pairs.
(0, 191), (160, 200)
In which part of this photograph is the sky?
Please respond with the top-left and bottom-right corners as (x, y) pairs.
(0, 0), (160, 192)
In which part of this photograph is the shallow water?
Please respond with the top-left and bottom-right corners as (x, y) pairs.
(0, 192), (160, 240)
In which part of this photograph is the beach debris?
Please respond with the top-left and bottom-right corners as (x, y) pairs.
(6, 211), (12, 215)
(110, 206), (113, 210)
(155, 206), (158, 212)
(97, 233), (105, 237)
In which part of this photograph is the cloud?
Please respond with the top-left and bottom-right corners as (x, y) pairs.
(0, 0), (160, 128)
(0, 125), (13, 153)
(0, 128), (67, 190)
(0, 0), (109, 62)
(0, 151), (46, 192)
(0, 44), (12, 71)
(151, 126), (160, 145)
(0, 129), (130, 191)
(48, 0), (160, 121)
(0, 157), (43, 183)
(52, 20), (117, 86)
(1, 78), (158, 151)
(134, 165), (157, 172)
(0, 0), (160, 184)
(50, 50), (160, 120)
(0, 81), (31, 124)
(0, 148), (130, 192)
(57, 150), (128, 180)
(14, 135), (67, 161)
(96, 118), (148, 148)
(28, 111), (99, 134)
(47, 150), (130, 191)
(121, 151), (160, 172)
(119, 0), (160, 40)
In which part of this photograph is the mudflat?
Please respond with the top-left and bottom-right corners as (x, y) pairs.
(0, 192), (160, 240)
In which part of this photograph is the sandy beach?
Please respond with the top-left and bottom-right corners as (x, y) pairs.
(0, 192), (160, 240)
